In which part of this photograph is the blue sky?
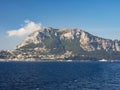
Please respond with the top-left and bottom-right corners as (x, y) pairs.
(1, 0), (120, 50)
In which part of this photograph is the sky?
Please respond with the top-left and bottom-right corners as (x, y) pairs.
(1, 0), (120, 50)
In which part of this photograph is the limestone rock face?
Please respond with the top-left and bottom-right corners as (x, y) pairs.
(17, 27), (120, 52)
(17, 27), (55, 48)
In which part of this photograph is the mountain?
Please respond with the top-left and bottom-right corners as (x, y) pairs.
(2, 27), (120, 61)
(17, 27), (120, 52)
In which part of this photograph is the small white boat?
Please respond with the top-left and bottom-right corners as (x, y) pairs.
(66, 60), (73, 62)
(99, 59), (107, 62)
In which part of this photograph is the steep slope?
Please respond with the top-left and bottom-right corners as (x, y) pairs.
(17, 27), (120, 52)
(11, 27), (120, 60)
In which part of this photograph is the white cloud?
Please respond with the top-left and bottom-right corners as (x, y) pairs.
(7, 20), (42, 37)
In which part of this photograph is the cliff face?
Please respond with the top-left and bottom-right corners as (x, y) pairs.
(17, 27), (120, 52)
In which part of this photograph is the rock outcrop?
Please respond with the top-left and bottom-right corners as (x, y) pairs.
(17, 27), (120, 52)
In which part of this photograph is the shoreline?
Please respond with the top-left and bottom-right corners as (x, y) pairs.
(0, 59), (120, 62)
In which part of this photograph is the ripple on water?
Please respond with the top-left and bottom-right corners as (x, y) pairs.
(0, 62), (120, 90)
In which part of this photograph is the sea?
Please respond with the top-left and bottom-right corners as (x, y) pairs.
(0, 61), (120, 90)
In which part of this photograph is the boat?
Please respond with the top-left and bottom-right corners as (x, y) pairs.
(99, 59), (107, 62)
(66, 60), (73, 62)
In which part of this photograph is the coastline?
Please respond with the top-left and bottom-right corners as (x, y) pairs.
(0, 59), (120, 62)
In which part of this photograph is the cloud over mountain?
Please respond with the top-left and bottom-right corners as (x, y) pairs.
(7, 20), (42, 37)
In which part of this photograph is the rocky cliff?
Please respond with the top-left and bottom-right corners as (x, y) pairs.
(2, 27), (120, 60)
(17, 27), (120, 52)
(7, 27), (120, 60)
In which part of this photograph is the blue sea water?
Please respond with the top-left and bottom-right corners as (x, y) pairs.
(0, 62), (120, 90)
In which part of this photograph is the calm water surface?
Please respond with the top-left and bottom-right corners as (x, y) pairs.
(0, 62), (120, 90)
